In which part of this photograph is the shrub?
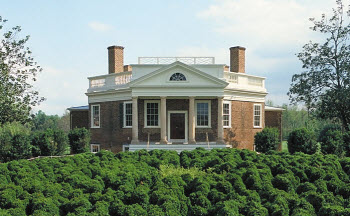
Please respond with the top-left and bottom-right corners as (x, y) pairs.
(31, 129), (68, 156)
(319, 128), (344, 157)
(0, 122), (32, 162)
(287, 128), (317, 154)
(254, 127), (280, 153)
(343, 131), (350, 157)
(68, 128), (90, 154)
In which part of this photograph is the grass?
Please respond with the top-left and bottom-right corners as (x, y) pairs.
(282, 141), (288, 152)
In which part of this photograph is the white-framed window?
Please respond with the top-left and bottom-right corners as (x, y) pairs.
(90, 144), (100, 153)
(195, 100), (211, 128)
(223, 101), (231, 128)
(253, 104), (262, 128)
(144, 100), (160, 128)
(169, 73), (186, 81)
(123, 101), (132, 128)
(91, 104), (100, 128)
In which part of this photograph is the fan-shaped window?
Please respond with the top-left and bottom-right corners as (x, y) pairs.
(170, 73), (186, 81)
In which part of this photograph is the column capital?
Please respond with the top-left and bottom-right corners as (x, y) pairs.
(160, 96), (167, 99)
(132, 96), (138, 100)
(217, 96), (224, 100)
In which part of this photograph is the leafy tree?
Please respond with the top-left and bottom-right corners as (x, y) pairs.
(288, 0), (350, 131)
(31, 110), (59, 131)
(254, 127), (280, 153)
(31, 128), (68, 156)
(0, 16), (44, 124)
(68, 128), (90, 154)
(288, 128), (318, 154)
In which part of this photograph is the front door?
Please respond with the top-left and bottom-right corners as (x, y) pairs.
(168, 111), (188, 142)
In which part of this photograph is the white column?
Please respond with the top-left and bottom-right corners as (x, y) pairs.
(160, 96), (168, 144)
(131, 97), (139, 144)
(217, 97), (225, 144)
(189, 96), (196, 144)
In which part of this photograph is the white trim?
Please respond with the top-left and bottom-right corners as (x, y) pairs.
(144, 100), (161, 128)
(223, 101), (231, 128)
(168, 110), (188, 143)
(123, 101), (133, 128)
(195, 100), (211, 128)
(90, 144), (100, 153)
(91, 104), (101, 128)
(253, 104), (262, 128)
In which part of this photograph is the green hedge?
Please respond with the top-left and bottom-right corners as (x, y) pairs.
(0, 148), (350, 215)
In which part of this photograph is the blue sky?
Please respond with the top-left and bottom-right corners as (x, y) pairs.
(2, 0), (337, 115)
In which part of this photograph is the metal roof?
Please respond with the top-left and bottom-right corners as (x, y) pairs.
(67, 105), (89, 111)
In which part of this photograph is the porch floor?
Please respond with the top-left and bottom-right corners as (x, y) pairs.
(123, 142), (232, 152)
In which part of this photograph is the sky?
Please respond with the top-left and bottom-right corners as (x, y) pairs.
(2, 0), (340, 115)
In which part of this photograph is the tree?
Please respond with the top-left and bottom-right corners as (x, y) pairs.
(287, 128), (318, 154)
(254, 127), (280, 153)
(0, 16), (44, 124)
(288, 0), (350, 131)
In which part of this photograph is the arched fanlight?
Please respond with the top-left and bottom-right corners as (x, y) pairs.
(170, 73), (186, 81)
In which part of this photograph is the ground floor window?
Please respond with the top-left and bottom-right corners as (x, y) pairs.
(223, 101), (231, 128)
(91, 104), (100, 128)
(254, 104), (262, 128)
(144, 100), (160, 127)
(195, 100), (211, 128)
(90, 144), (100, 153)
(123, 101), (132, 128)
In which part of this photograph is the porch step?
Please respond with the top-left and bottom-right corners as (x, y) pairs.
(123, 143), (231, 153)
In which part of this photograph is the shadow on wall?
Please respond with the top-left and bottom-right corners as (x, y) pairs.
(225, 127), (239, 148)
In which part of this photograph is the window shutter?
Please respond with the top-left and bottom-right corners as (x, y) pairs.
(119, 103), (124, 128)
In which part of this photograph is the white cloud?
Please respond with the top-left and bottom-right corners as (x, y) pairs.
(197, 0), (333, 47)
(88, 21), (113, 32)
(33, 66), (88, 115)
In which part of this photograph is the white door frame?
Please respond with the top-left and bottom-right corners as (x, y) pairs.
(167, 110), (188, 143)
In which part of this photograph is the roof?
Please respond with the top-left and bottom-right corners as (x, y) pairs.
(265, 105), (285, 111)
(67, 105), (89, 111)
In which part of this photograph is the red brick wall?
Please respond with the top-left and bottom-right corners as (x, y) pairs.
(88, 99), (265, 152)
(89, 101), (132, 153)
(265, 111), (283, 151)
(224, 101), (264, 150)
(70, 111), (89, 129)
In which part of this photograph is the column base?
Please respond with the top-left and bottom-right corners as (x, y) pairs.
(131, 140), (139, 144)
(216, 139), (225, 144)
(160, 139), (168, 144)
(188, 139), (196, 144)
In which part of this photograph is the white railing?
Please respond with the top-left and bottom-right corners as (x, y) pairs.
(224, 72), (265, 89)
(88, 71), (132, 92)
(138, 57), (215, 64)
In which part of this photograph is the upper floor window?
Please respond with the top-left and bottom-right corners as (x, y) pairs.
(123, 102), (132, 128)
(195, 100), (211, 128)
(253, 104), (262, 128)
(170, 73), (186, 81)
(91, 104), (100, 128)
(144, 100), (160, 127)
(223, 101), (231, 128)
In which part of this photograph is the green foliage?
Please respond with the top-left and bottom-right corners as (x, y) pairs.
(68, 128), (90, 154)
(319, 127), (344, 157)
(0, 16), (44, 124)
(254, 127), (279, 153)
(0, 122), (32, 162)
(31, 110), (70, 133)
(288, 1), (350, 131)
(288, 128), (317, 154)
(31, 129), (68, 156)
(0, 148), (350, 215)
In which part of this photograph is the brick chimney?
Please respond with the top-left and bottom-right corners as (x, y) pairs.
(108, 45), (124, 74)
(229, 46), (246, 73)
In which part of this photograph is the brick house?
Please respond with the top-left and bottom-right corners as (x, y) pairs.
(68, 45), (283, 153)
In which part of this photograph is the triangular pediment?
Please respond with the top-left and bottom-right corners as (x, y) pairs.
(129, 61), (228, 88)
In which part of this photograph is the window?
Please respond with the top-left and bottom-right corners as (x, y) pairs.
(90, 144), (100, 153)
(91, 105), (100, 128)
(223, 101), (231, 128)
(253, 104), (262, 128)
(170, 73), (186, 81)
(123, 102), (132, 128)
(144, 101), (160, 127)
(195, 100), (211, 127)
